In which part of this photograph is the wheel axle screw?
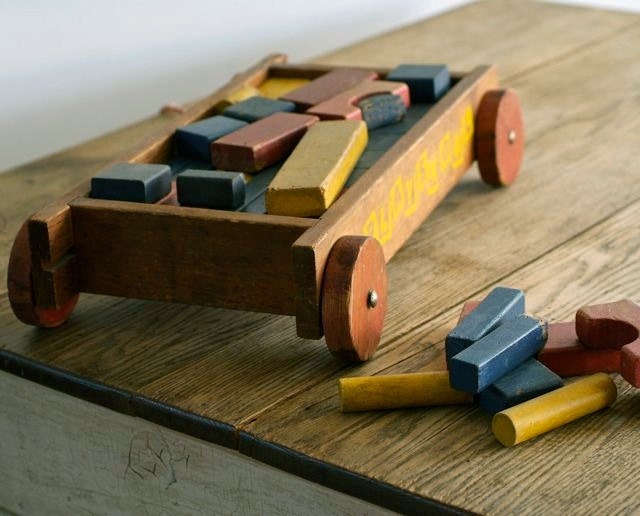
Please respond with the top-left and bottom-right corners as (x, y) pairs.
(508, 129), (517, 144)
(367, 289), (378, 309)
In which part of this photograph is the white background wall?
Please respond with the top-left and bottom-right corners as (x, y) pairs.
(1, 0), (638, 172)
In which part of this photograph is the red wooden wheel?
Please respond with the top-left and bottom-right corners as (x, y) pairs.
(321, 235), (387, 362)
(7, 222), (78, 327)
(474, 89), (524, 187)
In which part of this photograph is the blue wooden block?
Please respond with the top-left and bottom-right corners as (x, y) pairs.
(386, 64), (450, 103)
(446, 287), (525, 364)
(167, 157), (212, 176)
(476, 358), (563, 414)
(91, 163), (171, 203)
(449, 315), (548, 394)
(358, 94), (407, 130)
(177, 169), (245, 210)
(174, 116), (247, 162)
(222, 96), (296, 123)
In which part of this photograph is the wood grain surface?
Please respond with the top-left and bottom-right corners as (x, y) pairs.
(1, 1), (640, 514)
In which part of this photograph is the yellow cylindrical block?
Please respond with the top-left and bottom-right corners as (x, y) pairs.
(492, 373), (617, 447)
(338, 371), (473, 412)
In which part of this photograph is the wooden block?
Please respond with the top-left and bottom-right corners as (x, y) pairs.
(224, 84), (261, 104)
(537, 322), (621, 377)
(457, 299), (481, 324)
(168, 157), (212, 176)
(266, 120), (367, 217)
(492, 373), (617, 447)
(576, 299), (640, 348)
(306, 80), (410, 121)
(91, 163), (172, 203)
(386, 64), (450, 102)
(338, 371), (473, 412)
(259, 77), (310, 100)
(449, 315), (547, 394)
(446, 287), (525, 365)
(476, 358), (563, 414)
(174, 116), (248, 162)
(280, 68), (378, 110)
(357, 94), (407, 130)
(222, 96), (296, 123)
(211, 112), (318, 174)
(576, 300), (640, 387)
(176, 170), (246, 210)
(370, 102), (431, 135)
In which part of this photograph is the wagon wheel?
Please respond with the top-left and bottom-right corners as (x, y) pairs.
(474, 89), (524, 187)
(321, 235), (387, 362)
(7, 222), (78, 327)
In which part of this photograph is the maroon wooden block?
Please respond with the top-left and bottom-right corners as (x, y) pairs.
(210, 112), (318, 173)
(306, 80), (410, 121)
(576, 299), (640, 387)
(280, 68), (378, 110)
(537, 322), (621, 377)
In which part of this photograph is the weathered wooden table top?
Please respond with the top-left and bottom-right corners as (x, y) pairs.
(2, 1), (639, 513)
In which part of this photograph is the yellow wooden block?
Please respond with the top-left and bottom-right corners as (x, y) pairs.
(266, 120), (367, 217)
(338, 371), (473, 412)
(492, 372), (617, 447)
(259, 77), (310, 99)
(213, 84), (261, 112)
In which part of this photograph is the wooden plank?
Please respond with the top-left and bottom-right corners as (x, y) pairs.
(69, 198), (313, 315)
(313, 0), (638, 80)
(293, 66), (499, 338)
(0, 371), (394, 516)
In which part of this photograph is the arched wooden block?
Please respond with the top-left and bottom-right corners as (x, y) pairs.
(576, 300), (640, 387)
(538, 322), (621, 377)
(306, 80), (410, 121)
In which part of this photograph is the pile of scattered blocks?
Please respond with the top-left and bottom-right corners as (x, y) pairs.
(339, 287), (640, 447)
(89, 64), (451, 216)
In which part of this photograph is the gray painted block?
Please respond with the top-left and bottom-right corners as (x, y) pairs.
(387, 64), (450, 102)
(91, 163), (171, 203)
(223, 96), (296, 123)
(476, 358), (563, 414)
(175, 116), (247, 162)
(177, 169), (245, 210)
(358, 94), (407, 130)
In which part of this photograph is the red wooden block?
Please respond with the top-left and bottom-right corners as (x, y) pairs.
(537, 322), (620, 377)
(306, 81), (410, 121)
(576, 300), (640, 387)
(280, 68), (378, 110)
(210, 112), (318, 173)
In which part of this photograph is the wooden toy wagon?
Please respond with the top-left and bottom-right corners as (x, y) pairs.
(7, 54), (524, 361)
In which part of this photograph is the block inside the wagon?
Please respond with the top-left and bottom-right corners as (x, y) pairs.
(387, 64), (450, 102)
(90, 163), (172, 203)
(165, 68), (453, 215)
(265, 120), (367, 217)
(222, 95), (296, 123)
(174, 115), (247, 163)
